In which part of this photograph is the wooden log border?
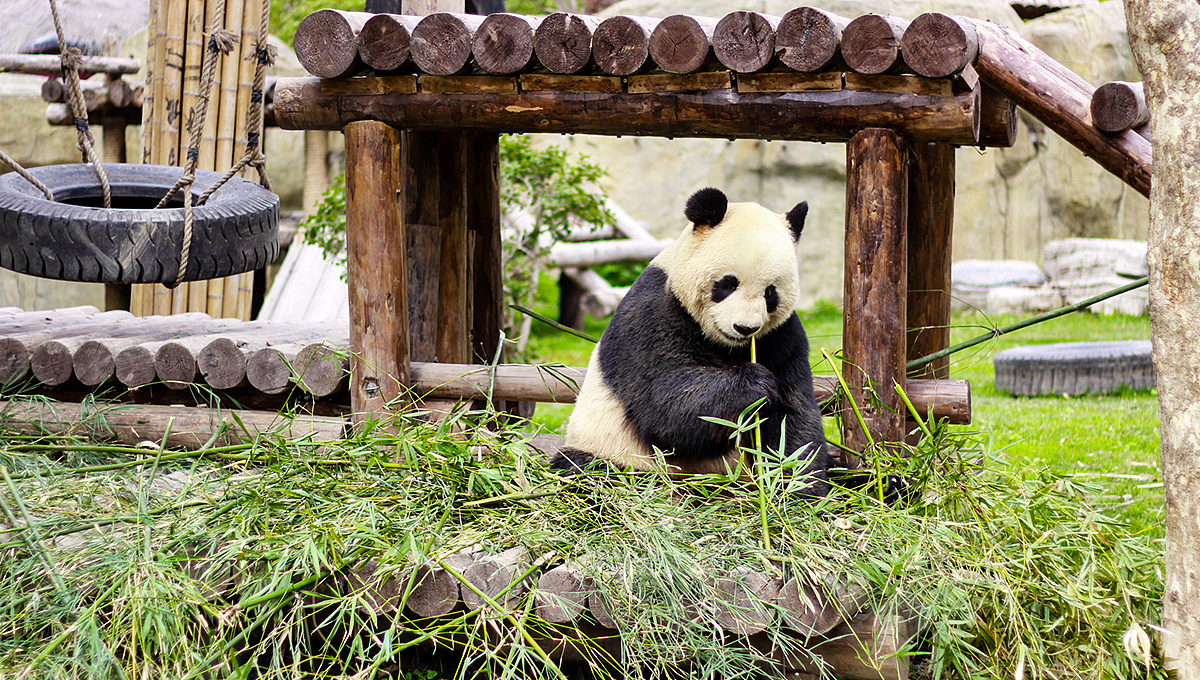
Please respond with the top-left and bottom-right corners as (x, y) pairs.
(0, 310), (971, 424)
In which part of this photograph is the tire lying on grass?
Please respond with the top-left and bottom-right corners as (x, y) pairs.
(993, 340), (1154, 396)
(0, 163), (279, 284)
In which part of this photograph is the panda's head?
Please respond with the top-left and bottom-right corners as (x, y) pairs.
(658, 187), (808, 348)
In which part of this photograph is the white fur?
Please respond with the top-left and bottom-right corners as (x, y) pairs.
(565, 346), (656, 469)
(566, 344), (748, 475)
(655, 202), (801, 347)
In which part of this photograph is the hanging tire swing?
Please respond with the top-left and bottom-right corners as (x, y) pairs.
(0, 163), (279, 285)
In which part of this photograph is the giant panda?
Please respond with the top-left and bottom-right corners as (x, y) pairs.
(551, 187), (830, 496)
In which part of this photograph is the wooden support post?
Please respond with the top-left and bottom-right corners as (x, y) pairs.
(437, 133), (470, 364)
(906, 142), (955, 381)
(344, 120), (410, 423)
(466, 132), (504, 365)
(402, 130), (442, 363)
(842, 128), (908, 461)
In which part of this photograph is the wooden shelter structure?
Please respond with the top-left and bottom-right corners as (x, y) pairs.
(271, 8), (1149, 451)
(0, 8), (1158, 677)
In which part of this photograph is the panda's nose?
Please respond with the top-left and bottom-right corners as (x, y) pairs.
(734, 323), (760, 337)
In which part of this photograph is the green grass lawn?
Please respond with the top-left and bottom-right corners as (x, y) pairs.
(524, 291), (1162, 532)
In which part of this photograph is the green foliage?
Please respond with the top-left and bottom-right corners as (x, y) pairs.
(0, 394), (1165, 680)
(592, 261), (643, 288)
(499, 135), (614, 352)
(299, 172), (347, 279)
(498, 134), (612, 246)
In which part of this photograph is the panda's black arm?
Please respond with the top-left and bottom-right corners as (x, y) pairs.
(756, 315), (821, 407)
(631, 361), (781, 461)
(755, 314), (829, 464)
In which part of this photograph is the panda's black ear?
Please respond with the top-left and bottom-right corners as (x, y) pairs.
(785, 201), (808, 241)
(684, 187), (728, 228)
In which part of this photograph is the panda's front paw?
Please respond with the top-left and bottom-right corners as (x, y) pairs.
(734, 361), (781, 404)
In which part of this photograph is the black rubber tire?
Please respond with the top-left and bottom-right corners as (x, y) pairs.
(993, 341), (1154, 396)
(0, 163), (278, 284)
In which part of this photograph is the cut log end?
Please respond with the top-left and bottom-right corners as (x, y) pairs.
(294, 9), (370, 79)
(197, 337), (248, 391)
(899, 12), (978, 79)
(154, 342), (197, 390)
(592, 16), (656, 76)
(536, 563), (589, 623)
(473, 13), (540, 75)
(713, 11), (780, 73)
(412, 13), (481, 77)
(72, 340), (115, 386)
(294, 343), (350, 397)
(359, 13), (418, 72)
(0, 338), (31, 385)
(776, 6), (848, 73)
(534, 13), (600, 74)
(1091, 81), (1149, 133)
(30, 341), (73, 386)
(114, 346), (156, 388)
(842, 14), (909, 75)
(648, 15), (715, 74)
(407, 563), (460, 618)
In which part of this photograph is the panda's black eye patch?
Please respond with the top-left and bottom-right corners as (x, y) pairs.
(712, 275), (739, 303)
(765, 285), (779, 313)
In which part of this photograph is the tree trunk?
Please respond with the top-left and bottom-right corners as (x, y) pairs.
(1123, 0), (1200, 674)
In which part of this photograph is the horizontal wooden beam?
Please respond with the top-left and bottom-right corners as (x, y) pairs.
(0, 400), (346, 448)
(409, 361), (971, 424)
(0, 54), (140, 76)
(274, 75), (1004, 146)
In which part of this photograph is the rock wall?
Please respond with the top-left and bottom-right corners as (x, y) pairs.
(540, 0), (1148, 308)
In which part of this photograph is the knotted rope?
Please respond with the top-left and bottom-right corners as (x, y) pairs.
(156, 0), (274, 287)
(47, 0), (111, 209)
(197, 0), (276, 205)
(155, 16), (240, 287)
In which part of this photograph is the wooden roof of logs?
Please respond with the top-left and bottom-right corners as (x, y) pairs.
(277, 8), (1150, 197)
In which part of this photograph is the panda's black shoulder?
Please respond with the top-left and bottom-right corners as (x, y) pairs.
(596, 266), (714, 379)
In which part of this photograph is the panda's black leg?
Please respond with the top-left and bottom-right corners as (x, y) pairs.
(548, 447), (598, 475)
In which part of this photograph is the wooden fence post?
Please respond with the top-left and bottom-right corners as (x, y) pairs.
(344, 120), (410, 423)
(842, 128), (909, 460)
(467, 132), (504, 365)
(906, 142), (955, 381)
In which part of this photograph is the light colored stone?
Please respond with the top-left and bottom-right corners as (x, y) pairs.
(986, 285), (1063, 316)
(1043, 238), (1148, 315)
(950, 259), (1046, 311)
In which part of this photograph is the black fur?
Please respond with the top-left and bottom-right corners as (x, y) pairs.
(711, 275), (739, 303)
(566, 265), (830, 495)
(549, 446), (598, 475)
(785, 201), (808, 241)
(684, 187), (728, 227)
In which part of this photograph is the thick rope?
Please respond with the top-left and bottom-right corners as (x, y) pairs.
(156, 22), (240, 287)
(197, 0), (275, 206)
(0, 149), (55, 201)
(47, 0), (111, 209)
